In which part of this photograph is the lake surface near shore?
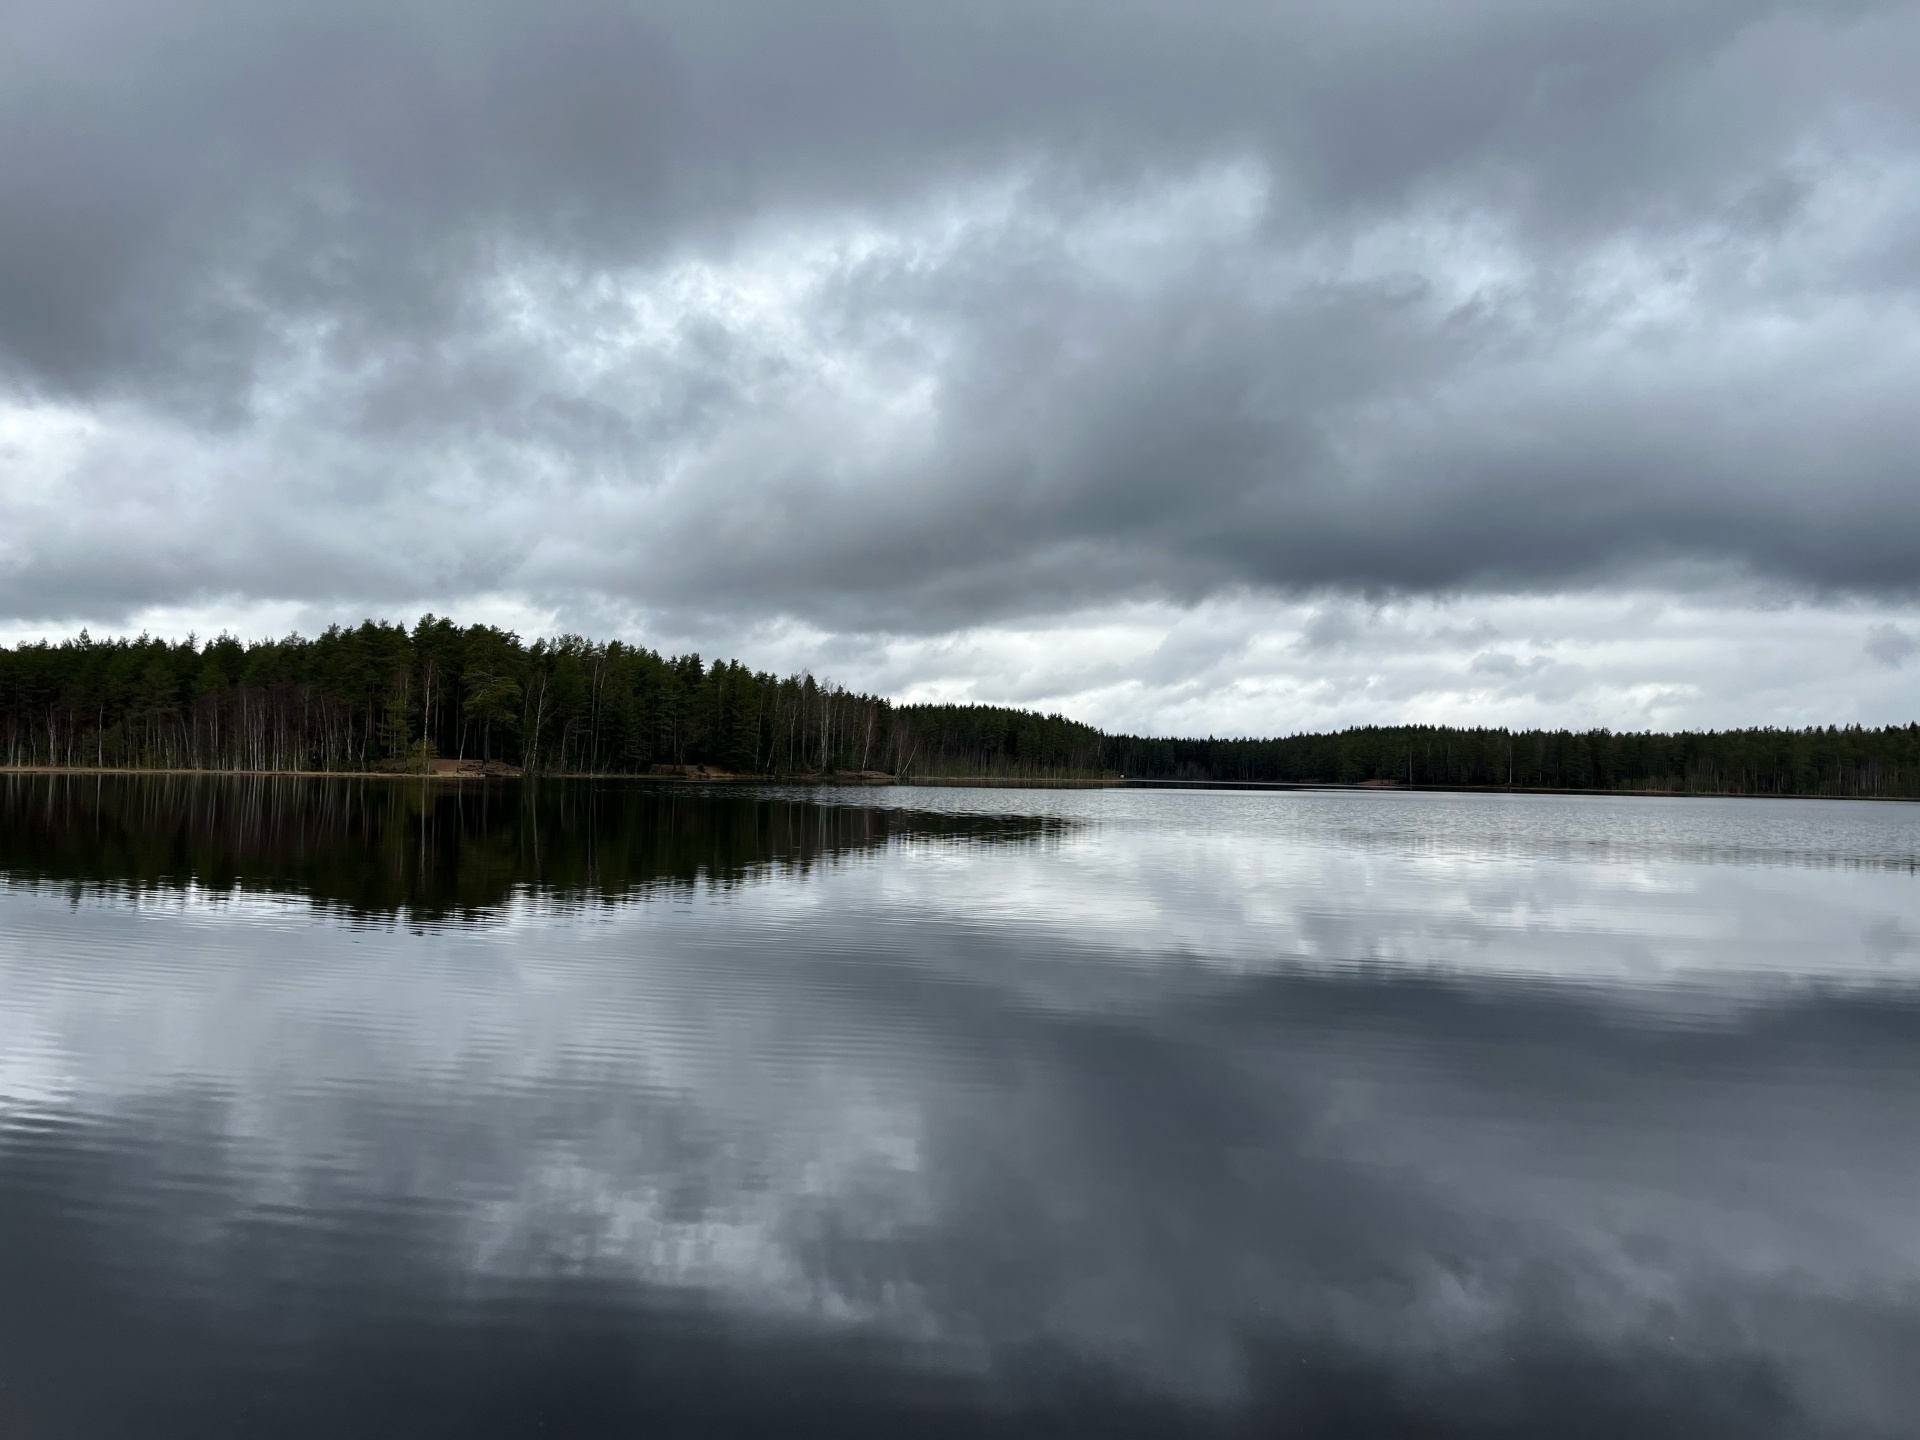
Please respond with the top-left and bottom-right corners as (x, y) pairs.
(2, 774), (1917, 1438)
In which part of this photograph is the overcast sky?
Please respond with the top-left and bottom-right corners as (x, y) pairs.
(3, 0), (1919, 733)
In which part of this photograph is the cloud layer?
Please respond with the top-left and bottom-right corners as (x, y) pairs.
(3, 0), (1920, 725)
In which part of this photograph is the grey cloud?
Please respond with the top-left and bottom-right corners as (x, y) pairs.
(2, 0), (1920, 633)
(1865, 622), (1918, 668)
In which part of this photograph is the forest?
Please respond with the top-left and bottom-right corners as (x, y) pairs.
(1, 619), (1917, 797)
(1106, 724), (1920, 797)
(0, 619), (1097, 780)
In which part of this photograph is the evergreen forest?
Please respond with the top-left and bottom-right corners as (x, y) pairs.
(0, 620), (1097, 780)
(1, 619), (1917, 797)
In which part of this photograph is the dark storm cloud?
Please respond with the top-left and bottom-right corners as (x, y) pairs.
(2, 0), (1919, 627)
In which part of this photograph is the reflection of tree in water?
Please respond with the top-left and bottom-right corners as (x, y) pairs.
(0, 774), (1067, 922)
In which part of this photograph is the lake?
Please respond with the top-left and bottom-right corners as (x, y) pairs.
(1, 774), (1917, 1437)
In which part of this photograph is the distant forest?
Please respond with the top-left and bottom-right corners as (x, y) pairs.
(1, 619), (1917, 797)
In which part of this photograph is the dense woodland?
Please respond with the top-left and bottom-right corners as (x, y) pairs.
(1107, 725), (1920, 797)
(1, 620), (1917, 797)
(0, 620), (1096, 780)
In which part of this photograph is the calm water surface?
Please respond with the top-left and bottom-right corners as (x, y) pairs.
(2, 776), (1918, 1437)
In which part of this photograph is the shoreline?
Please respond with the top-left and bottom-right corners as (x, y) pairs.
(2, 764), (1917, 803)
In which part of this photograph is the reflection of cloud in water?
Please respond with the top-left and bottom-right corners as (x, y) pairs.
(1, 789), (1919, 1433)
(851, 785), (1920, 873)
(858, 797), (1920, 999)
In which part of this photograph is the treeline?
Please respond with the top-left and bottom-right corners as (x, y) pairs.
(1107, 723), (1920, 798)
(0, 620), (1102, 779)
(3, 621), (1917, 796)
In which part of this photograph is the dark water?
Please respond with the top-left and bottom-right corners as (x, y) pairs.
(3, 776), (1919, 1438)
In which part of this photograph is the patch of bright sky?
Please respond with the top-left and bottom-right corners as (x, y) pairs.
(0, 399), (100, 516)
(777, 590), (1920, 736)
